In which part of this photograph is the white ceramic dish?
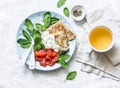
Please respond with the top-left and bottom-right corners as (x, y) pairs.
(88, 26), (114, 52)
(71, 5), (86, 21)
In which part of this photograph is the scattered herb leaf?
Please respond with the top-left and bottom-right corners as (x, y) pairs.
(66, 71), (77, 80)
(63, 7), (70, 17)
(57, 0), (66, 8)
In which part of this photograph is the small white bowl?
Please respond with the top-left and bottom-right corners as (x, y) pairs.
(71, 5), (86, 21)
(88, 26), (114, 53)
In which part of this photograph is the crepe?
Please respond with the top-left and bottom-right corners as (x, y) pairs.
(47, 21), (76, 52)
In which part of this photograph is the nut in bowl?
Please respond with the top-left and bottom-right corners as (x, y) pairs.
(88, 26), (114, 52)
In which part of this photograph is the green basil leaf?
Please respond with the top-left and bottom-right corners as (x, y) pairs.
(22, 30), (31, 41)
(35, 23), (42, 30)
(33, 30), (45, 51)
(17, 38), (31, 45)
(66, 71), (77, 80)
(34, 43), (41, 51)
(50, 17), (59, 25)
(35, 23), (45, 31)
(63, 7), (70, 17)
(43, 12), (51, 28)
(33, 42), (45, 51)
(58, 59), (68, 68)
(25, 19), (34, 31)
(57, 0), (66, 8)
(51, 17), (59, 21)
(33, 30), (42, 44)
(58, 54), (70, 61)
(21, 43), (31, 48)
(25, 19), (34, 35)
(42, 25), (47, 31)
(40, 42), (45, 49)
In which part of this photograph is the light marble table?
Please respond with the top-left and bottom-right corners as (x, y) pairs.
(0, 0), (120, 88)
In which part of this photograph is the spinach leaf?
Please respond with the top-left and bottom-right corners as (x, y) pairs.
(22, 30), (31, 41)
(66, 71), (77, 80)
(40, 42), (45, 49)
(35, 23), (47, 31)
(21, 43), (31, 48)
(17, 38), (31, 48)
(58, 54), (70, 61)
(43, 12), (51, 28)
(58, 59), (68, 68)
(35, 23), (44, 31)
(50, 17), (59, 25)
(41, 25), (47, 31)
(25, 19), (34, 35)
(33, 30), (42, 43)
(35, 23), (42, 30)
(33, 30), (45, 51)
(57, 0), (66, 8)
(63, 7), (70, 17)
(17, 38), (31, 45)
(33, 43), (41, 51)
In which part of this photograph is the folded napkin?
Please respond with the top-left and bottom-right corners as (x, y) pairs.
(76, 4), (120, 81)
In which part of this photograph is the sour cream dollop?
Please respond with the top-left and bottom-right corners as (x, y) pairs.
(41, 31), (60, 52)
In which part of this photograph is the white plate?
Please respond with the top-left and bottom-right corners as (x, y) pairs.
(16, 11), (76, 71)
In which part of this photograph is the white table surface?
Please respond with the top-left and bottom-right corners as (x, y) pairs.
(0, 0), (120, 88)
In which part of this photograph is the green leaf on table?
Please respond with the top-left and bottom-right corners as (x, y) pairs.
(22, 30), (31, 41)
(50, 17), (59, 25)
(63, 7), (70, 17)
(17, 38), (31, 45)
(58, 59), (68, 68)
(43, 12), (51, 28)
(66, 71), (77, 80)
(25, 19), (34, 35)
(58, 54), (70, 61)
(57, 0), (66, 8)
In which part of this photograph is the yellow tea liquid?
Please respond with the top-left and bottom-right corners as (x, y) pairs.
(89, 26), (112, 50)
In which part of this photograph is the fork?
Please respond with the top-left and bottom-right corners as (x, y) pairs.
(20, 39), (35, 70)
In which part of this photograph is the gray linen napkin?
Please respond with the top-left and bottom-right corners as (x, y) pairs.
(76, 4), (120, 81)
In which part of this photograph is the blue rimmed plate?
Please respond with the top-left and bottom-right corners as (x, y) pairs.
(16, 11), (76, 71)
